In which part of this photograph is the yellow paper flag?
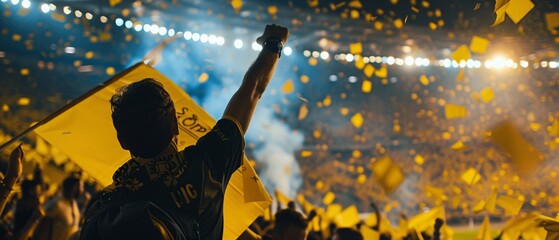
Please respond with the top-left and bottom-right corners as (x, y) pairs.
(335, 205), (360, 228)
(480, 87), (495, 102)
(362, 80), (373, 93)
(545, 13), (559, 34)
(350, 42), (363, 55)
(549, 120), (559, 137)
(505, 0), (534, 24)
(371, 155), (405, 194)
(490, 120), (544, 175)
(497, 195), (524, 216)
(478, 215), (492, 240)
(493, 2), (510, 27)
(326, 204), (343, 220)
(34, 63), (271, 240)
(323, 191), (336, 205)
(360, 225), (381, 240)
(281, 79), (294, 94)
(470, 36), (490, 54)
(275, 190), (292, 206)
(408, 206), (446, 232)
(473, 200), (487, 214)
(451, 45), (471, 63)
(445, 104), (468, 119)
(485, 189), (498, 214)
(461, 168), (481, 185)
(425, 185), (448, 203)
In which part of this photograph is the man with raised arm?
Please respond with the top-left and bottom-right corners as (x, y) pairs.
(81, 24), (288, 239)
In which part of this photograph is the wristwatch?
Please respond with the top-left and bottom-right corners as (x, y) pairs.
(262, 37), (283, 58)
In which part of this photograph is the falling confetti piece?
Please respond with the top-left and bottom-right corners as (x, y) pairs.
(349, 42), (363, 55)
(298, 104), (308, 120)
(300, 75), (309, 84)
(461, 168), (481, 185)
(451, 141), (468, 151)
(394, 18), (404, 29)
(20, 68), (29, 76)
(445, 104), (468, 119)
(474, 3), (481, 10)
(106, 67), (115, 75)
(429, 22), (437, 30)
(231, 0), (243, 10)
(480, 87), (495, 102)
(17, 97), (30, 106)
(355, 57), (365, 69)
(414, 154), (425, 165)
(109, 0), (121, 7)
(267, 6), (277, 15)
(419, 75), (429, 86)
(308, 58), (318, 66)
(351, 113), (364, 128)
(451, 45), (470, 63)
(85, 51), (94, 59)
(323, 192), (336, 205)
(375, 65), (388, 78)
(363, 64), (375, 77)
(470, 36), (490, 54)
(281, 79), (294, 94)
(323, 95), (332, 107)
(198, 72), (209, 83)
(362, 80), (372, 93)
(411, 6), (420, 12)
(505, 0), (534, 24)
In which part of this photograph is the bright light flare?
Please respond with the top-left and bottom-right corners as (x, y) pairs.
(283, 46), (292, 56)
(234, 39), (243, 49)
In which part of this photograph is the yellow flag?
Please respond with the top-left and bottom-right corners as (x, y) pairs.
(478, 215), (492, 240)
(496, 195), (524, 216)
(505, 0), (534, 24)
(326, 204), (343, 219)
(360, 225), (381, 240)
(34, 63), (271, 240)
(490, 120), (544, 175)
(470, 36), (490, 54)
(408, 206), (445, 232)
(425, 186), (448, 203)
(323, 191), (336, 205)
(485, 189), (498, 214)
(451, 141), (468, 151)
(545, 13), (559, 34)
(275, 190), (292, 206)
(493, 2), (510, 27)
(472, 200), (486, 214)
(335, 205), (360, 228)
(350, 42), (363, 55)
(371, 155), (405, 194)
(461, 168), (481, 185)
(445, 104), (468, 119)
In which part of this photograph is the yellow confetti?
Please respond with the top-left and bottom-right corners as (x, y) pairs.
(281, 79), (294, 94)
(429, 22), (437, 30)
(461, 168), (481, 185)
(315, 181), (323, 190)
(85, 51), (94, 59)
(297, 105), (309, 121)
(267, 6), (277, 15)
(2, 104), (9, 112)
(12, 34), (21, 41)
(348, 0), (362, 8)
(198, 72), (209, 83)
(323, 95), (332, 107)
(362, 80), (372, 93)
(351, 113), (364, 128)
(301, 151), (313, 157)
(505, 0), (535, 24)
(323, 192), (336, 205)
(307, 0), (319, 7)
(231, 0), (243, 10)
(308, 57), (318, 66)
(470, 36), (490, 54)
(411, 6), (420, 12)
(340, 108), (349, 116)
(549, 120), (559, 137)
(451, 141), (468, 151)
(375, 65), (387, 78)
(350, 42), (363, 55)
(451, 45), (471, 63)
(350, 10), (360, 19)
(363, 64), (375, 78)
(421, 0), (430, 8)
(20, 68), (29, 76)
(51, 12), (66, 22)
(355, 57), (365, 69)
(445, 104), (468, 119)
(419, 75), (429, 86)
(371, 155), (405, 194)
(545, 13), (559, 34)
(394, 18), (404, 29)
(414, 154), (425, 165)
(106, 67), (115, 75)
(109, 0), (121, 7)
(357, 174), (367, 184)
(492, 2), (509, 27)
(480, 87), (495, 102)
(300, 75), (309, 84)
(496, 195), (524, 216)
(17, 97), (30, 106)
(393, 124), (401, 133)
(374, 21), (383, 30)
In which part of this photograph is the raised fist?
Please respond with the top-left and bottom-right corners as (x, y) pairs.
(256, 24), (289, 45)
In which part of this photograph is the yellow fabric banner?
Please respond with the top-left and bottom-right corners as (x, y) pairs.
(34, 63), (271, 240)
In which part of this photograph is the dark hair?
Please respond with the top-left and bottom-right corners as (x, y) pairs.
(62, 176), (81, 195)
(274, 209), (308, 234)
(110, 79), (178, 158)
(336, 228), (363, 240)
(20, 179), (40, 197)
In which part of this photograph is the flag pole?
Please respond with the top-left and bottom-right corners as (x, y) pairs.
(0, 62), (144, 152)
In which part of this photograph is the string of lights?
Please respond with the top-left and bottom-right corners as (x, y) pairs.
(2, 0), (558, 70)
